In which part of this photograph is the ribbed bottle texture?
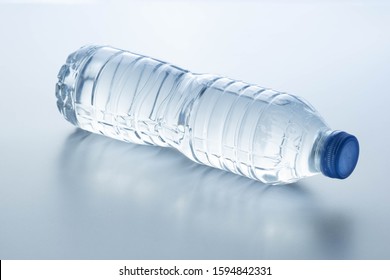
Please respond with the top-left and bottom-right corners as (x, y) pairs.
(56, 45), (359, 184)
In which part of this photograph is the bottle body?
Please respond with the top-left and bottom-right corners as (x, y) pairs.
(57, 45), (358, 184)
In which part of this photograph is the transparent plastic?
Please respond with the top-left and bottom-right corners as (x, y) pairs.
(56, 45), (358, 184)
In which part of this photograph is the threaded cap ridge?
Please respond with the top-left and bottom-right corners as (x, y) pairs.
(320, 131), (359, 179)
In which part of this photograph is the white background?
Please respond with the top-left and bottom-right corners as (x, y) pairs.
(2, 260), (390, 279)
(0, 0), (389, 259)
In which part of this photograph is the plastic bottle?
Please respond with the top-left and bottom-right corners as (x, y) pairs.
(56, 45), (359, 184)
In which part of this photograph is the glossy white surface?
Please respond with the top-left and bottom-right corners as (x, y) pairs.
(0, 1), (389, 259)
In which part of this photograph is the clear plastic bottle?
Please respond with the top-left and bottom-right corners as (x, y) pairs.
(56, 45), (359, 184)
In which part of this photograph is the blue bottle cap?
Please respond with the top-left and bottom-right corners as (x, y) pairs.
(320, 131), (359, 179)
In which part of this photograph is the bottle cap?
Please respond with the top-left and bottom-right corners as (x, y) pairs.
(320, 131), (359, 179)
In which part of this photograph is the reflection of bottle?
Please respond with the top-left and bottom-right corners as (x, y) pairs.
(56, 45), (359, 184)
(58, 130), (351, 259)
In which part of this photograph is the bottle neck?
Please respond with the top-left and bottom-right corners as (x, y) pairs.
(313, 129), (333, 174)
